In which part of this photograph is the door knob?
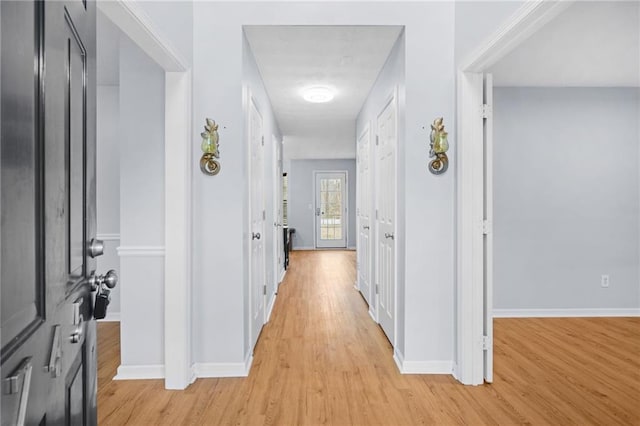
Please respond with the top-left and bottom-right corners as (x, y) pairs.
(363, 225), (370, 230)
(384, 232), (395, 240)
(88, 238), (104, 258)
(252, 232), (261, 240)
(89, 269), (118, 291)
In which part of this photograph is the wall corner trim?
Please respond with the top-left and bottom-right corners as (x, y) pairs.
(114, 364), (165, 380)
(493, 308), (640, 318)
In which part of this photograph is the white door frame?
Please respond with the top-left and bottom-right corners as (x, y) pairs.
(455, 0), (574, 385)
(97, 0), (193, 390)
(313, 170), (349, 249)
(272, 135), (284, 291)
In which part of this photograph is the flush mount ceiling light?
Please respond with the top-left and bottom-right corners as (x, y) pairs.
(302, 86), (335, 103)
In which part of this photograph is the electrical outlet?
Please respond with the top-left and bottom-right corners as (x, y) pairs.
(601, 275), (610, 288)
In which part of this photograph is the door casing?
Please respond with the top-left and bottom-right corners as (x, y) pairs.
(96, 1), (192, 390)
(455, 1), (574, 386)
(313, 171), (349, 249)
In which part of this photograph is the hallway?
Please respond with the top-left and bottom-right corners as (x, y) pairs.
(97, 251), (640, 425)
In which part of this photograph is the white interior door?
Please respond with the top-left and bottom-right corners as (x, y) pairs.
(483, 73), (494, 383)
(357, 126), (373, 307)
(273, 136), (284, 287)
(315, 172), (347, 248)
(376, 93), (397, 345)
(249, 96), (265, 350)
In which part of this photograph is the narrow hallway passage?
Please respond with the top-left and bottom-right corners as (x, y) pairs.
(97, 251), (640, 425)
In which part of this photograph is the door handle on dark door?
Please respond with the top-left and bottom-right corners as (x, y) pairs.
(89, 270), (118, 320)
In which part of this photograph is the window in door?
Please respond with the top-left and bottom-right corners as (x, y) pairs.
(315, 172), (347, 248)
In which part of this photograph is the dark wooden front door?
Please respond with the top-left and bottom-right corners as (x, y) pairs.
(1, 0), (98, 424)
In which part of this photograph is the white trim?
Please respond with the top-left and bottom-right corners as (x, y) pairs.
(265, 294), (277, 322)
(194, 353), (254, 378)
(493, 308), (640, 318)
(456, 0), (574, 387)
(101, 0), (193, 392)
(114, 364), (165, 380)
(96, 0), (188, 72)
(279, 269), (286, 283)
(97, 312), (121, 322)
(456, 71), (485, 386)
(347, 246), (356, 250)
(459, 0), (574, 72)
(368, 308), (377, 323)
(117, 246), (165, 257)
(393, 350), (452, 374)
(164, 70), (193, 390)
(292, 246), (315, 251)
(96, 233), (120, 241)
(393, 350), (404, 373)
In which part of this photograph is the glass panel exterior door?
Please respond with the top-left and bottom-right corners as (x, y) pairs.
(315, 172), (347, 248)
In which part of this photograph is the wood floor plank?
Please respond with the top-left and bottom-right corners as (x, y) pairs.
(98, 250), (640, 425)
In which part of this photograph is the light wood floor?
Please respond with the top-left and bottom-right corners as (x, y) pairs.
(98, 250), (640, 425)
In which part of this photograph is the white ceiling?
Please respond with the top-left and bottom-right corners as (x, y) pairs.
(244, 26), (402, 160)
(490, 1), (640, 87)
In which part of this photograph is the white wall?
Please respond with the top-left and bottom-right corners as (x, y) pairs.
(192, 1), (456, 372)
(118, 35), (166, 369)
(454, 1), (526, 65)
(134, 1), (193, 67)
(288, 159), (357, 250)
(493, 87), (640, 313)
(96, 85), (121, 317)
(356, 32), (406, 352)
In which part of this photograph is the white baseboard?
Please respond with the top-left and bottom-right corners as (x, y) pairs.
(266, 294), (277, 322)
(194, 353), (253, 378)
(451, 362), (460, 382)
(347, 246), (356, 250)
(114, 364), (164, 380)
(292, 246), (315, 251)
(114, 356), (254, 381)
(279, 269), (286, 283)
(368, 308), (377, 323)
(98, 312), (121, 322)
(394, 350), (453, 374)
(493, 308), (640, 318)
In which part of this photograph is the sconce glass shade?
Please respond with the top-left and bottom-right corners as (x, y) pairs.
(201, 133), (219, 154)
(433, 132), (449, 154)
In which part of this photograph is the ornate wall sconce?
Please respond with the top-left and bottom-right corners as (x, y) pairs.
(428, 117), (449, 175)
(200, 118), (220, 175)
